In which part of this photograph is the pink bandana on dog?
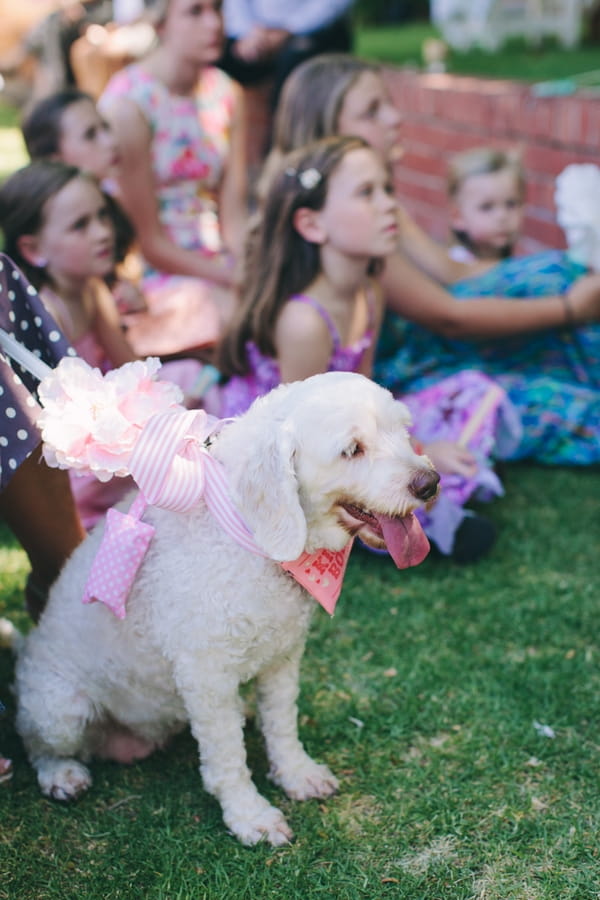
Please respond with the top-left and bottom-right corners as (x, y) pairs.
(282, 544), (354, 616)
(83, 408), (354, 618)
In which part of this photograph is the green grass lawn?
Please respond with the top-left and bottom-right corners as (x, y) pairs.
(356, 22), (600, 83)
(0, 101), (24, 181)
(1, 462), (600, 899)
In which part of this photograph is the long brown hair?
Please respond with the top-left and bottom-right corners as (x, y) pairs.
(219, 135), (370, 377)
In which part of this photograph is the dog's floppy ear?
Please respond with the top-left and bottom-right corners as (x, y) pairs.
(228, 418), (307, 562)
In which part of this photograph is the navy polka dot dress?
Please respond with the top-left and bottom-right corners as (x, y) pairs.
(0, 254), (75, 491)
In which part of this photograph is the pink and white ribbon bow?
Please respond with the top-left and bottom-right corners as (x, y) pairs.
(83, 408), (353, 618)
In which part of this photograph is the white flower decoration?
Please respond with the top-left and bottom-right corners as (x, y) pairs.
(38, 356), (184, 481)
(298, 168), (321, 191)
(555, 163), (600, 271)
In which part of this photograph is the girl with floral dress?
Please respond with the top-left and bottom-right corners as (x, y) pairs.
(99, 0), (247, 359)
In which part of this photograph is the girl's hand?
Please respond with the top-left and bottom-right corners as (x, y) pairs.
(204, 251), (240, 289)
(567, 272), (600, 323)
(112, 279), (147, 315)
(421, 440), (479, 477)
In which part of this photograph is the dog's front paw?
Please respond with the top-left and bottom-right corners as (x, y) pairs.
(225, 799), (293, 846)
(37, 758), (92, 801)
(271, 759), (339, 801)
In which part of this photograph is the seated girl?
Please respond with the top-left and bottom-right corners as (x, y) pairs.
(0, 161), (205, 529)
(98, 0), (248, 359)
(378, 143), (600, 465)
(209, 136), (520, 564)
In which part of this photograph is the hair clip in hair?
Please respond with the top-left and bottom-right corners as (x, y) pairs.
(285, 166), (321, 190)
(298, 168), (321, 191)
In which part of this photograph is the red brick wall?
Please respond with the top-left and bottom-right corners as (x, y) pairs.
(383, 68), (600, 255)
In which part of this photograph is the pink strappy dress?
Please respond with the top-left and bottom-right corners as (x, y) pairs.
(215, 293), (375, 418)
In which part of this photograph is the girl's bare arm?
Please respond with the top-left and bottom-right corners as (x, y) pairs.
(218, 81), (248, 259)
(382, 250), (600, 339)
(93, 280), (137, 368)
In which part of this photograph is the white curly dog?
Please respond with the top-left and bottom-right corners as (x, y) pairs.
(15, 372), (439, 846)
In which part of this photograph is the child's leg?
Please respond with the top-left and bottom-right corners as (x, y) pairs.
(0, 445), (85, 621)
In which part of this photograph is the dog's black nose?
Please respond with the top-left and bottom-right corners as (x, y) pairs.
(409, 468), (440, 501)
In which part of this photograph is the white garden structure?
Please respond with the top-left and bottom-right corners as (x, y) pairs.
(430, 0), (592, 51)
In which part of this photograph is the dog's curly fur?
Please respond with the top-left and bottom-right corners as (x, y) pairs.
(15, 372), (438, 845)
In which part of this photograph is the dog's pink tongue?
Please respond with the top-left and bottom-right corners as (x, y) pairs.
(377, 513), (430, 568)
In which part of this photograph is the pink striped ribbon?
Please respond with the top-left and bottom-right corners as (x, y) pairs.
(129, 409), (266, 556)
(82, 407), (352, 618)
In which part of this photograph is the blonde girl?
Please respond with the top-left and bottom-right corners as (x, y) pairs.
(447, 146), (526, 263)
(268, 53), (600, 339)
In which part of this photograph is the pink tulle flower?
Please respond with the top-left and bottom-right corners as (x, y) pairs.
(38, 357), (184, 481)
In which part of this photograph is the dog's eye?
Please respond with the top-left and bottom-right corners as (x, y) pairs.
(342, 440), (364, 459)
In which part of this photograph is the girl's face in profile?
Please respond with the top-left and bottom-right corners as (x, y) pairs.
(451, 167), (524, 257)
(58, 99), (120, 181)
(337, 72), (404, 165)
(161, 0), (224, 65)
(34, 177), (115, 283)
(314, 147), (399, 261)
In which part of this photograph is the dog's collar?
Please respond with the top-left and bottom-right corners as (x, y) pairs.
(82, 408), (353, 619)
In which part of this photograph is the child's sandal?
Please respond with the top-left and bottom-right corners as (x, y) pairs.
(0, 756), (13, 784)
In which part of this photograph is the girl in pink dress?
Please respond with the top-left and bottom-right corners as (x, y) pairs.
(0, 161), (205, 528)
(99, 0), (247, 358)
(0, 161), (138, 528)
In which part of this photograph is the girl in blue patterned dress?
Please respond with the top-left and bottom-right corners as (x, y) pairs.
(377, 145), (600, 465)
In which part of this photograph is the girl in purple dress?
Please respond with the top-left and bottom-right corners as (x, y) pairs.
(210, 136), (519, 562)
